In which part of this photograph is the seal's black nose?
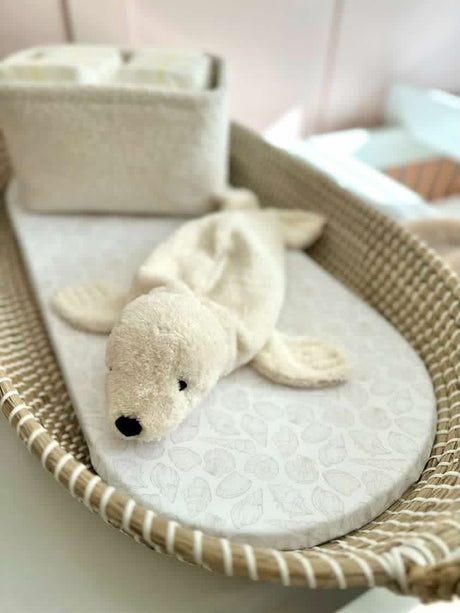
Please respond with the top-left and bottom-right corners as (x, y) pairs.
(115, 416), (142, 437)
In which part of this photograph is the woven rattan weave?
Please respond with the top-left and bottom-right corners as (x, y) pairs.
(0, 125), (459, 602)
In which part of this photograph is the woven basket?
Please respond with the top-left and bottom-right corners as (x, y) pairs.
(1, 124), (459, 603)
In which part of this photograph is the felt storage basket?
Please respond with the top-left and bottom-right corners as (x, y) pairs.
(0, 125), (459, 602)
(0, 53), (228, 215)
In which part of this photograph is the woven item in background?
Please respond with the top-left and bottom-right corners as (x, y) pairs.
(385, 157), (460, 202)
(0, 125), (459, 602)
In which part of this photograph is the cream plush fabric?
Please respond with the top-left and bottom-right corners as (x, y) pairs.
(53, 191), (349, 441)
(7, 183), (436, 549)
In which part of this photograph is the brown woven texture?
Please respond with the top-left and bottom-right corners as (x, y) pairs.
(0, 124), (459, 602)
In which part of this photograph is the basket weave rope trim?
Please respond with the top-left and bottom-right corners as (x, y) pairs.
(1, 124), (459, 602)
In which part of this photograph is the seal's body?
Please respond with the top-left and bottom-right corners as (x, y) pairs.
(129, 208), (312, 369)
(54, 196), (349, 441)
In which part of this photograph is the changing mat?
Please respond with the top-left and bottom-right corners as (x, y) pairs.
(7, 182), (436, 550)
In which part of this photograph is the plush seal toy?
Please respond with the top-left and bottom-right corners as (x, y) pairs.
(53, 191), (349, 441)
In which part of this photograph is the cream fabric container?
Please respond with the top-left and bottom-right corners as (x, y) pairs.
(0, 50), (228, 215)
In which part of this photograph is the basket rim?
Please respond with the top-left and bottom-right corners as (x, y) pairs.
(1, 124), (459, 601)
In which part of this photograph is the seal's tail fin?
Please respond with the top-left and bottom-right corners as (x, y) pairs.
(213, 187), (260, 211)
(274, 209), (326, 249)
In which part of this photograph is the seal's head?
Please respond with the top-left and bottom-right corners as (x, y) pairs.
(106, 285), (233, 441)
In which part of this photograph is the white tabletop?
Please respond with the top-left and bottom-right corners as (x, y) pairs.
(3, 417), (443, 613)
(1, 419), (366, 613)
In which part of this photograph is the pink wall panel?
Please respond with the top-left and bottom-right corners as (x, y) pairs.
(3, 0), (460, 135)
(66, 0), (131, 44)
(127, 0), (334, 134)
(0, 0), (67, 57)
(316, 0), (460, 132)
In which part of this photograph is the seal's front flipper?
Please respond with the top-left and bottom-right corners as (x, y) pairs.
(52, 280), (127, 334)
(251, 331), (349, 388)
(274, 209), (326, 249)
(213, 187), (260, 211)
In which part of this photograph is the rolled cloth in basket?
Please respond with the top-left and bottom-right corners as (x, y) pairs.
(0, 45), (211, 89)
(53, 190), (349, 442)
(0, 45), (121, 83)
(115, 49), (211, 89)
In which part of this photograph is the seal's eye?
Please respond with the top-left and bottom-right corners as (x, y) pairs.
(178, 379), (187, 391)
